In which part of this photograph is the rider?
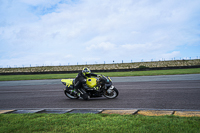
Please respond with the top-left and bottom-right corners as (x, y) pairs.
(74, 67), (98, 100)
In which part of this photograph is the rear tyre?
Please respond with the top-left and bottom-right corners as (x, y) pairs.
(104, 88), (119, 99)
(64, 90), (79, 99)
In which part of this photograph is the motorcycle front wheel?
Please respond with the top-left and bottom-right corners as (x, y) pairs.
(64, 90), (79, 99)
(104, 88), (119, 99)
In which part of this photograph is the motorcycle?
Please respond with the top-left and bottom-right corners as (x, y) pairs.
(61, 75), (119, 100)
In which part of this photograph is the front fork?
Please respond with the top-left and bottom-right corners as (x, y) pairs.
(105, 85), (114, 94)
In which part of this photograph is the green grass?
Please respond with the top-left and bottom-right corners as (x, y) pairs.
(0, 113), (199, 133)
(0, 68), (200, 81)
(0, 73), (77, 81)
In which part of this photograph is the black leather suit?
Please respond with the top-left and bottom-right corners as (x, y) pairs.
(74, 71), (97, 100)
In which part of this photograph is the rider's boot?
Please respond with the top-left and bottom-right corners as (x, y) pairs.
(77, 88), (90, 100)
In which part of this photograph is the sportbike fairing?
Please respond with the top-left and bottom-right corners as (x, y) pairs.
(61, 78), (98, 88)
(61, 79), (73, 87)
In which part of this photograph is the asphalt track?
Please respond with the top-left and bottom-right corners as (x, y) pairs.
(0, 74), (200, 110)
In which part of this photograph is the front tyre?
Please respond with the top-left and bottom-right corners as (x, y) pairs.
(64, 90), (79, 99)
(104, 88), (119, 99)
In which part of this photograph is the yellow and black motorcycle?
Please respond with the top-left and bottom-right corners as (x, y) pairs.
(61, 75), (119, 99)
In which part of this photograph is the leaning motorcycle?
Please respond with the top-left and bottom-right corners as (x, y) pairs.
(61, 75), (119, 99)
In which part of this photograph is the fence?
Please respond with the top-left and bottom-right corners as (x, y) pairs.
(0, 59), (200, 74)
(1, 56), (200, 69)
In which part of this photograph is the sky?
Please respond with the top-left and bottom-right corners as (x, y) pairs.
(0, 0), (200, 68)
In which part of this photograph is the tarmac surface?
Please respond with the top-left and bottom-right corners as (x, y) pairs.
(1, 74), (200, 86)
(0, 74), (200, 116)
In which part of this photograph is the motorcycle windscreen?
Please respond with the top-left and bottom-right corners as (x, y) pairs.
(86, 78), (97, 88)
(61, 79), (73, 86)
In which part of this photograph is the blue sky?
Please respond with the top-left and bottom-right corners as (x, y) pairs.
(0, 0), (200, 68)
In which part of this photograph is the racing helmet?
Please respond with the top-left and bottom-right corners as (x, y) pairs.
(82, 67), (91, 77)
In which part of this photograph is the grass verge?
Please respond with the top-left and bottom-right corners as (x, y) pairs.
(0, 68), (200, 81)
(0, 113), (200, 133)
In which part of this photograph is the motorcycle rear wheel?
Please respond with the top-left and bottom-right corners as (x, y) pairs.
(104, 88), (119, 99)
(64, 90), (79, 99)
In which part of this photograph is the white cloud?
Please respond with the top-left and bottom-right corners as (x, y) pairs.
(19, 0), (57, 5)
(0, 0), (200, 67)
(161, 51), (180, 60)
(86, 42), (115, 51)
(0, 52), (73, 67)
